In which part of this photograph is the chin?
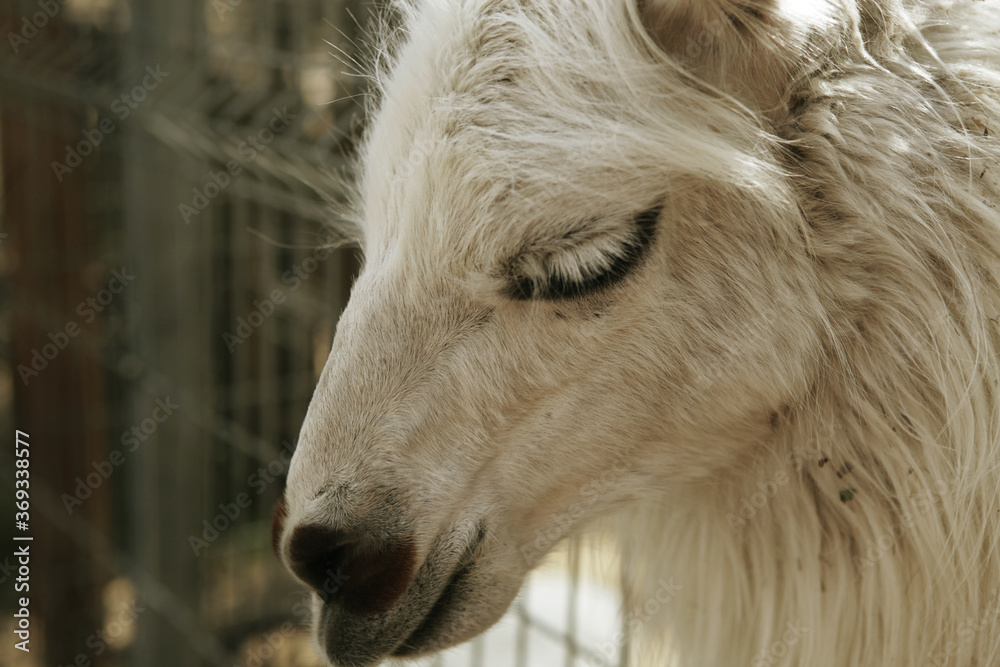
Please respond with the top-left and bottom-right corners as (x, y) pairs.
(309, 537), (526, 667)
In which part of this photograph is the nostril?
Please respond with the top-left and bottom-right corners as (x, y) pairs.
(287, 524), (359, 602)
(286, 523), (419, 615)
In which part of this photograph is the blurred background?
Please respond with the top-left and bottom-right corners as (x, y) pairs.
(0, 0), (629, 665)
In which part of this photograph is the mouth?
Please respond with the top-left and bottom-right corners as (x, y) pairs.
(317, 522), (497, 666)
(391, 530), (484, 656)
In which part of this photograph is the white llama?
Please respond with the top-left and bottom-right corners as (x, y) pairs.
(272, 1), (1000, 665)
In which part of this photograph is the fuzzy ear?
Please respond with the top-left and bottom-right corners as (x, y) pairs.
(638, 0), (768, 55)
(636, 0), (840, 112)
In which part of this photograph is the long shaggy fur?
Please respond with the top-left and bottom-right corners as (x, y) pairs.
(615, 3), (1000, 664)
(282, 1), (1000, 666)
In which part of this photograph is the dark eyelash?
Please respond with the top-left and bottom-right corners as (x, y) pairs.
(505, 205), (662, 301)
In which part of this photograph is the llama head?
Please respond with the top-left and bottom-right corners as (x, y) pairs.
(274, 0), (854, 664)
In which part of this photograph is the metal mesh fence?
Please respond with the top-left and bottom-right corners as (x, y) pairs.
(0, 1), (630, 665)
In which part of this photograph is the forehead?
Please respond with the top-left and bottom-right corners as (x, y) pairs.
(359, 0), (664, 254)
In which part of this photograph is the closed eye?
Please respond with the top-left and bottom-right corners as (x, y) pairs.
(504, 205), (662, 300)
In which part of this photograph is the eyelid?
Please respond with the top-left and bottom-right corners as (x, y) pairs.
(504, 204), (662, 301)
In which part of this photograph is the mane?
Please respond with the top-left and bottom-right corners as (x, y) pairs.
(613, 4), (1000, 665)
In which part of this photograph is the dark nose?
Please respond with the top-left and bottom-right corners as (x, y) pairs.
(284, 522), (419, 615)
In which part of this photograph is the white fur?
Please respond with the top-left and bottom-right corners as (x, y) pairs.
(280, 1), (1000, 665)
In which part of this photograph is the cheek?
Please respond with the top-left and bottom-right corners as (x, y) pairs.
(495, 399), (643, 498)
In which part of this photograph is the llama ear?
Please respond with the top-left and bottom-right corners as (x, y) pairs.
(637, 0), (766, 58)
(635, 0), (834, 110)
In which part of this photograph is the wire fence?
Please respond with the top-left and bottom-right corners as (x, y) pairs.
(0, 0), (631, 665)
